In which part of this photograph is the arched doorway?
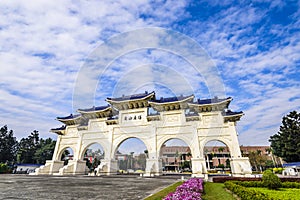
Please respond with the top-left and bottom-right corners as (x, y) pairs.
(114, 138), (148, 174)
(82, 143), (105, 174)
(159, 138), (192, 173)
(204, 140), (232, 174)
(60, 147), (74, 166)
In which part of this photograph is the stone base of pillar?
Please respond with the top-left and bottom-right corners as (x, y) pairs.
(95, 159), (118, 176)
(50, 160), (65, 174)
(191, 173), (207, 181)
(73, 160), (87, 175)
(144, 158), (162, 177)
(230, 157), (252, 176)
(191, 158), (206, 178)
(31, 160), (64, 175)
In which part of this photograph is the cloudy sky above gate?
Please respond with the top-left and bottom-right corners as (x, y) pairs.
(0, 0), (299, 147)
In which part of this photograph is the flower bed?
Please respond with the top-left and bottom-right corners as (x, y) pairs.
(163, 178), (204, 200)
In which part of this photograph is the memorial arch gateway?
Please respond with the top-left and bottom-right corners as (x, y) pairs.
(34, 91), (252, 177)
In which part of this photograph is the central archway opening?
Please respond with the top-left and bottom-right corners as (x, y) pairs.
(160, 138), (192, 174)
(204, 140), (231, 174)
(115, 138), (148, 174)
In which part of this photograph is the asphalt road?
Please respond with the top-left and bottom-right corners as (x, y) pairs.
(0, 174), (178, 200)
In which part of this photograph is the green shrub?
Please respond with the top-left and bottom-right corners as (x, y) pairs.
(262, 170), (282, 189)
(233, 179), (300, 189)
(273, 168), (284, 174)
(235, 180), (264, 187)
(224, 181), (270, 200)
(282, 181), (300, 189)
(0, 163), (8, 173)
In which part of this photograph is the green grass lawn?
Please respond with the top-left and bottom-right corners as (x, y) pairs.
(144, 181), (183, 200)
(251, 187), (300, 200)
(202, 182), (236, 200)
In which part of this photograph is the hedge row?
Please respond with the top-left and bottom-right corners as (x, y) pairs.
(232, 181), (300, 189)
(224, 181), (271, 200)
(281, 181), (300, 188)
(280, 177), (300, 182)
(231, 181), (264, 187)
(213, 176), (300, 183)
(213, 177), (261, 183)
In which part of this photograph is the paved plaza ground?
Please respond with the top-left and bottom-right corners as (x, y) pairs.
(0, 174), (179, 200)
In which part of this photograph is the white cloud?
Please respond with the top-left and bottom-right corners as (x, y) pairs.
(0, 0), (190, 138)
(0, 0), (299, 149)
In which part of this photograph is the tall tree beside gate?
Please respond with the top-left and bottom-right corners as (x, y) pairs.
(269, 110), (300, 162)
(0, 125), (18, 163)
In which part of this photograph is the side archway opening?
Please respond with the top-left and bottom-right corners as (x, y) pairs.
(204, 140), (232, 174)
(114, 138), (148, 174)
(159, 138), (192, 173)
(59, 147), (74, 166)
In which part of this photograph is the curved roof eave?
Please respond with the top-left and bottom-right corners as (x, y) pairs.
(106, 91), (155, 103)
(149, 95), (195, 105)
(188, 97), (232, 107)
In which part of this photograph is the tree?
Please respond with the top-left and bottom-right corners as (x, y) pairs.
(136, 153), (147, 169)
(17, 131), (40, 164)
(17, 130), (56, 164)
(269, 110), (300, 162)
(248, 150), (268, 172)
(218, 147), (225, 153)
(225, 159), (230, 168)
(33, 138), (56, 164)
(0, 125), (18, 163)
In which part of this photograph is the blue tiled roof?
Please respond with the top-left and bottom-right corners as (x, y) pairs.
(51, 126), (66, 131)
(185, 112), (199, 117)
(107, 91), (155, 101)
(57, 114), (81, 120)
(223, 110), (243, 116)
(78, 105), (110, 112)
(196, 97), (231, 105)
(151, 94), (194, 103)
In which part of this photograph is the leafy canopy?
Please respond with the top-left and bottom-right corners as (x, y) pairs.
(269, 111), (300, 162)
(17, 130), (56, 164)
(0, 125), (18, 163)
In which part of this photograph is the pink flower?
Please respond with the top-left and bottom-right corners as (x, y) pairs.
(163, 178), (203, 200)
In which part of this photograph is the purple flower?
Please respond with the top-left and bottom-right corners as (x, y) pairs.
(163, 178), (204, 200)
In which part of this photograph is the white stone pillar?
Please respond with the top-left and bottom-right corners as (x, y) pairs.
(52, 135), (62, 161)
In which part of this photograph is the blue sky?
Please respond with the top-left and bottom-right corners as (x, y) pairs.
(0, 0), (299, 150)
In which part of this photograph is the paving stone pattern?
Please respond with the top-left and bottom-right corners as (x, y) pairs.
(0, 175), (177, 200)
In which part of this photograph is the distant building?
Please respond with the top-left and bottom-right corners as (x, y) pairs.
(161, 145), (280, 171)
(160, 145), (192, 171)
(240, 146), (270, 156)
